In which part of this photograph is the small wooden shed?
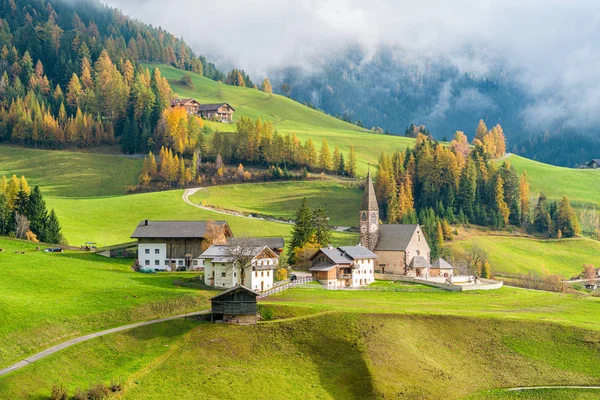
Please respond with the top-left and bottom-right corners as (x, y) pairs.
(210, 285), (260, 324)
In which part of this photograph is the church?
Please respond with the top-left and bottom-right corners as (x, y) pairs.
(360, 172), (451, 278)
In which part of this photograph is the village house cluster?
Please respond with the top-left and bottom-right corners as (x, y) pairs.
(171, 98), (235, 123)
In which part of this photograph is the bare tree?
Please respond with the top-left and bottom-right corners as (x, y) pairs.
(583, 264), (596, 283)
(202, 220), (228, 251)
(227, 239), (277, 287)
(15, 213), (30, 239)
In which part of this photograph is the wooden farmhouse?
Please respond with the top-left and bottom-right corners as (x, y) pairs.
(309, 245), (378, 288)
(130, 220), (233, 271)
(197, 103), (235, 123)
(199, 242), (280, 291)
(210, 285), (260, 324)
(170, 98), (201, 114)
(170, 98), (235, 123)
(359, 172), (454, 278)
(586, 159), (600, 169)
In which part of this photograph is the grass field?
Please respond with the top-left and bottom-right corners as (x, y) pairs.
(1, 287), (600, 399)
(448, 236), (600, 277)
(152, 64), (417, 176)
(508, 154), (600, 207)
(188, 180), (362, 226)
(0, 146), (141, 197)
(0, 238), (216, 368)
(45, 189), (357, 247)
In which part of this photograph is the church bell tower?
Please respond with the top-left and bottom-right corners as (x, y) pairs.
(360, 171), (379, 251)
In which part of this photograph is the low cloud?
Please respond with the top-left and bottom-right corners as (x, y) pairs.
(104, 0), (600, 130)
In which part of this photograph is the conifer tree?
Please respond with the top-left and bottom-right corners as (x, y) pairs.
(475, 119), (488, 141)
(346, 145), (357, 178)
(262, 78), (272, 94)
(332, 146), (341, 174)
(288, 198), (314, 264)
(44, 209), (62, 244)
(27, 186), (48, 241)
(337, 153), (345, 176)
(312, 207), (331, 246)
(519, 171), (530, 225)
(494, 176), (510, 226)
(319, 138), (332, 171)
(556, 196), (580, 238)
(0, 192), (11, 235)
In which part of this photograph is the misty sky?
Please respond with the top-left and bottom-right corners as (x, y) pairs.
(105, 0), (600, 130)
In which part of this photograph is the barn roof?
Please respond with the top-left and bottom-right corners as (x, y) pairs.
(374, 224), (421, 251)
(431, 258), (454, 269)
(409, 255), (432, 269)
(589, 159), (600, 165)
(314, 247), (353, 264)
(310, 245), (377, 266)
(227, 237), (284, 250)
(198, 103), (235, 112)
(199, 244), (277, 262)
(171, 98), (199, 106)
(209, 284), (259, 300)
(131, 220), (231, 239)
(309, 263), (337, 272)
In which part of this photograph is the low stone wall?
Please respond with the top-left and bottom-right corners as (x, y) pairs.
(374, 274), (503, 292)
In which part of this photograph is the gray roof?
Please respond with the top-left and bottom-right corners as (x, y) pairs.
(309, 263), (337, 272)
(227, 237), (284, 250)
(361, 171), (379, 211)
(199, 244), (276, 263)
(319, 247), (353, 264)
(131, 220), (229, 239)
(198, 103), (235, 112)
(209, 285), (259, 300)
(374, 224), (420, 251)
(589, 159), (600, 165)
(338, 245), (378, 260)
(409, 255), (432, 269)
(432, 258), (454, 269)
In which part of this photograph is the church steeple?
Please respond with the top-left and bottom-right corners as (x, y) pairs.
(360, 171), (380, 250)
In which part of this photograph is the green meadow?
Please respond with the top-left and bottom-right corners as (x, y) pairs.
(448, 236), (600, 277)
(0, 238), (214, 368)
(188, 179), (362, 226)
(1, 287), (600, 399)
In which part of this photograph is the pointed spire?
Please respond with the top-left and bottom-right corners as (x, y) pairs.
(361, 171), (379, 211)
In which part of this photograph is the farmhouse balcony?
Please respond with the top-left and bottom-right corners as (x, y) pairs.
(337, 273), (352, 279)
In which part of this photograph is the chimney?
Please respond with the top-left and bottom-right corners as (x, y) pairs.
(144, 219), (149, 226)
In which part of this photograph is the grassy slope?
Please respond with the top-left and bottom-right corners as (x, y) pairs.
(0, 146), (141, 197)
(448, 236), (600, 277)
(508, 154), (600, 207)
(0, 238), (217, 367)
(1, 292), (600, 399)
(152, 64), (417, 176)
(45, 190), (356, 247)
(188, 180), (362, 226)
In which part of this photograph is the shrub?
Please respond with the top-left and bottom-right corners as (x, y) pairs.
(86, 383), (111, 400)
(50, 384), (68, 400)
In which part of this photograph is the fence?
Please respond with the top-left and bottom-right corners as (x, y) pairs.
(258, 277), (314, 298)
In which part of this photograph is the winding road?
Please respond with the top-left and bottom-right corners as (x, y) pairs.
(183, 187), (351, 231)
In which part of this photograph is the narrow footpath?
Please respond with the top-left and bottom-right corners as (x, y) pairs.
(0, 309), (209, 378)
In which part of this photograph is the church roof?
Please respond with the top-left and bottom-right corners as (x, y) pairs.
(361, 171), (379, 211)
(374, 224), (420, 251)
(409, 255), (432, 269)
(432, 258), (454, 269)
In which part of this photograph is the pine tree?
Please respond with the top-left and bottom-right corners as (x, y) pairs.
(387, 184), (399, 223)
(337, 153), (345, 176)
(534, 193), (551, 234)
(332, 146), (341, 174)
(288, 198), (314, 264)
(556, 196), (580, 238)
(519, 171), (530, 225)
(262, 78), (272, 94)
(26, 186), (48, 241)
(346, 145), (357, 178)
(44, 209), (62, 244)
(494, 176), (510, 226)
(312, 207), (331, 246)
(305, 138), (317, 169)
(0, 192), (11, 235)
(319, 138), (332, 171)
(475, 119), (488, 141)
(14, 187), (29, 215)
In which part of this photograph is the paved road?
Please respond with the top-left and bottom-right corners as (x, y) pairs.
(0, 309), (209, 378)
(183, 188), (351, 231)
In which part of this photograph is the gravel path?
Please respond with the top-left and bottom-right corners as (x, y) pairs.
(0, 309), (209, 378)
(506, 386), (600, 391)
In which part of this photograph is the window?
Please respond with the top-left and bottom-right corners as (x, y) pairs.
(145, 249), (150, 254)
(234, 272), (237, 277)
(255, 271), (258, 277)
(261, 271), (264, 277)
(155, 249), (160, 254)
(155, 260), (160, 266)
(145, 260), (150, 266)
(165, 260), (169, 265)
(178, 260), (184, 266)
(193, 260), (198, 266)
(221, 272), (226, 278)
(267, 271), (270, 276)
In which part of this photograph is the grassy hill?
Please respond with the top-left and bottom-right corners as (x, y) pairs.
(448, 236), (600, 277)
(1, 287), (599, 399)
(152, 64), (417, 176)
(0, 238), (214, 368)
(188, 180), (362, 226)
(508, 154), (600, 207)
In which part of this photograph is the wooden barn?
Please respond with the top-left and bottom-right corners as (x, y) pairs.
(210, 285), (260, 324)
(171, 98), (201, 114)
(198, 103), (235, 123)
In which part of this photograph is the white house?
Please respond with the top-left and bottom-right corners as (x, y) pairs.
(309, 245), (378, 288)
(200, 244), (279, 292)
